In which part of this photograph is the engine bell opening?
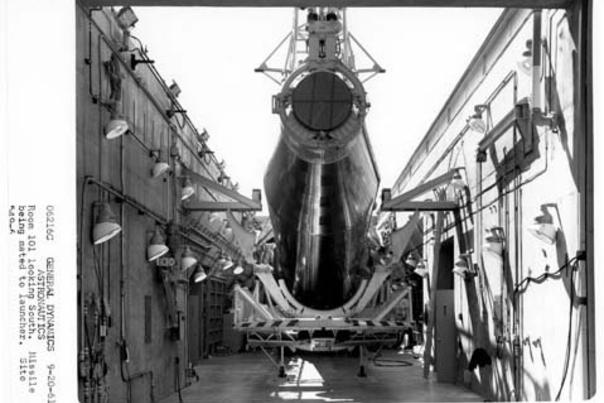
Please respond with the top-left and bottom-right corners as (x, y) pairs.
(291, 71), (353, 132)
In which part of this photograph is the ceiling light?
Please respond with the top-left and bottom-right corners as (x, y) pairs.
(193, 267), (207, 283)
(116, 6), (139, 30)
(104, 117), (129, 140)
(92, 203), (122, 245)
(147, 228), (169, 262)
(181, 246), (198, 271)
(181, 177), (195, 200)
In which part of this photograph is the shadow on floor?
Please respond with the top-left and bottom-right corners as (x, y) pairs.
(159, 349), (484, 403)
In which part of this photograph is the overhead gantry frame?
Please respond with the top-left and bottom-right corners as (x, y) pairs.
(80, 0), (574, 8)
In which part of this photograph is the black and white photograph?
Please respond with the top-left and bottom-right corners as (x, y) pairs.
(1, 1), (601, 402)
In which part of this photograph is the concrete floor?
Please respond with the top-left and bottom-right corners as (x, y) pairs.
(160, 349), (483, 403)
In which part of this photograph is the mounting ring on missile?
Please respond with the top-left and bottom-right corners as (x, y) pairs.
(275, 61), (368, 164)
(291, 71), (353, 132)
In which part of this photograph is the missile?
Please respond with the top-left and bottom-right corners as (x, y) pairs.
(264, 9), (380, 310)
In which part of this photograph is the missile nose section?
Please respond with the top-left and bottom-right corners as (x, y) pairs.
(291, 71), (353, 132)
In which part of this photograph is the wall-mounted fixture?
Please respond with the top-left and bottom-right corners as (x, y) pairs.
(92, 202), (122, 245)
(168, 80), (181, 98)
(483, 227), (505, 258)
(130, 53), (155, 70)
(414, 260), (428, 277)
(180, 246), (198, 271)
(218, 173), (230, 184)
(193, 266), (207, 283)
(166, 106), (187, 118)
(199, 129), (210, 142)
(104, 114), (130, 140)
(466, 104), (488, 134)
(180, 177), (195, 201)
(449, 169), (466, 191)
(116, 6), (139, 30)
(216, 255), (234, 271)
(452, 253), (477, 280)
(405, 253), (418, 268)
(516, 39), (533, 75)
(527, 211), (558, 245)
(232, 264), (245, 275)
(150, 149), (170, 178)
(197, 145), (214, 159)
(147, 228), (169, 262)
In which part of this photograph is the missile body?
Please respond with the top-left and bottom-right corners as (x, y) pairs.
(265, 60), (379, 309)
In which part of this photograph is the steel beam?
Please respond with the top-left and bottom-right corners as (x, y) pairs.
(183, 167), (262, 210)
(382, 169), (459, 209)
(80, 0), (573, 8)
(184, 201), (262, 212)
(381, 200), (459, 211)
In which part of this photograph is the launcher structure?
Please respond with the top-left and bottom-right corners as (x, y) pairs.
(233, 7), (412, 377)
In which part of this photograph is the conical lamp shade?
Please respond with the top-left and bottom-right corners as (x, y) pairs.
(484, 235), (503, 256)
(93, 203), (122, 245)
(181, 177), (195, 200)
(152, 161), (170, 178)
(217, 257), (233, 271)
(468, 116), (486, 134)
(193, 268), (207, 283)
(453, 266), (468, 278)
(181, 246), (198, 271)
(414, 267), (428, 277)
(527, 222), (557, 244)
(147, 229), (169, 262)
(450, 173), (466, 190)
(104, 118), (129, 139)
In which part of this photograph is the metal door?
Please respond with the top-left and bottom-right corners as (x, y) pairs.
(435, 289), (457, 383)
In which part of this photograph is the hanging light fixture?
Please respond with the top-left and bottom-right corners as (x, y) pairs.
(152, 161), (170, 178)
(116, 6), (139, 30)
(217, 256), (234, 271)
(450, 170), (466, 191)
(168, 80), (181, 98)
(466, 105), (488, 134)
(181, 177), (195, 200)
(150, 150), (170, 178)
(92, 202), (122, 245)
(181, 246), (198, 271)
(405, 254), (418, 268)
(453, 254), (476, 279)
(193, 267), (207, 283)
(527, 211), (557, 244)
(147, 228), (169, 262)
(517, 39), (533, 75)
(414, 260), (428, 277)
(483, 227), (504, 258)
(104, 115), (130, 140)
(233, 265), (245, 275)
